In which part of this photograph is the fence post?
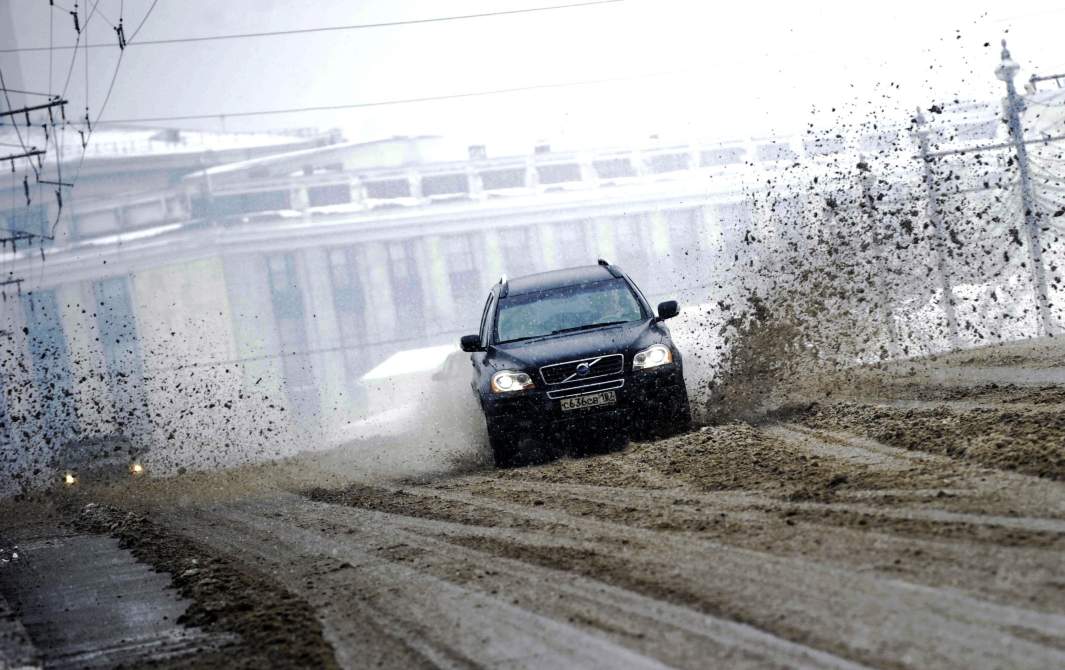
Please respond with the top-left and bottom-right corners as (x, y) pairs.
(912, 109), (960, 346)
(996, 40), (1055, 336)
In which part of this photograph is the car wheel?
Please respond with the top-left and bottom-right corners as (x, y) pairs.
(665, 397), (694, 436)
(654, 389), (693, 438)
(486, 422), (519, 468)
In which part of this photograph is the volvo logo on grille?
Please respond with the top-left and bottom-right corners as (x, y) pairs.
(542, 354), (621, 385)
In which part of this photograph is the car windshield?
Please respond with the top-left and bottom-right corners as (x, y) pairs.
(495, 278), (645, 343)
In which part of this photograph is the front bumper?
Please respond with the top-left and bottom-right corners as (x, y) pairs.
(482, 364), (686, 438)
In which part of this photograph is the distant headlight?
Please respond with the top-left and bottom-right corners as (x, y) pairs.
(633, 344), (673, 370)
(63, 472), (76, 486)
(491, 370), (534, 393)
(130, 463), (144, 476)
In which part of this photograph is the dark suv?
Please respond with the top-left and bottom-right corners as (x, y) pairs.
(460, 259), (691, 467)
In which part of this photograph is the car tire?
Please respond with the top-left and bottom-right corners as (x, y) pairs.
(486, 421), (519, 468)
(654, 389), (693, 438)
(665, 396), (693, 436)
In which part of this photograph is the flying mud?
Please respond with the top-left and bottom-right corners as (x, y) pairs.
(3, 337), (1064, 669)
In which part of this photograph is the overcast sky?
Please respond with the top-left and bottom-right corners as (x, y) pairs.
(3, 0), (1065, 154)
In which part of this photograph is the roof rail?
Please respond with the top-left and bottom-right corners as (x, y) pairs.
(597, 258), (623, 278)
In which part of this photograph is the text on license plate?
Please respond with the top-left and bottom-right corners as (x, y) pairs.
(560, 390), (617, 411)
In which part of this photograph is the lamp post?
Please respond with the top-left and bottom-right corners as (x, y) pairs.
(912, 109), (960, 346)
(996, 40), (1055, 336)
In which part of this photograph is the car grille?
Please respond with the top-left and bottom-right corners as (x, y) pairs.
(546, 379), (624, 399)
(540, 353), (624, 385)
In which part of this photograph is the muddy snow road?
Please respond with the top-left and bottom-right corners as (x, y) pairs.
(4, 341), (1065, 669)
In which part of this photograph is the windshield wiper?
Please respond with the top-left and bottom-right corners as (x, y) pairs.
(497, 321), (629, 344)
(549, 321), (627, 335)
(497, 335), (545, 345)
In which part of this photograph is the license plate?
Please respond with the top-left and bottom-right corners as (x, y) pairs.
(560, 390), (617, 412)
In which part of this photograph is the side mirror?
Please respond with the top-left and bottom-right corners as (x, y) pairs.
(656, 300), (679, 321)
(459, 334), (484, 352)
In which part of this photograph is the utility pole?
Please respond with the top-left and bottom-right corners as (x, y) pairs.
(912, 109), (960, 346)
(996, 40), (1055, 336)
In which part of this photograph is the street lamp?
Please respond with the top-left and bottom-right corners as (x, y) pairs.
(995, 40), (1054, 337)
(995, 40), (1020, 83)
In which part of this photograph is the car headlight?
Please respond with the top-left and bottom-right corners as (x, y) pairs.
(491, 370), (534, 393)
(633, 344), (673, 370)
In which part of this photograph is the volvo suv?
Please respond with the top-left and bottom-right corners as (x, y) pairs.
(460, 259), (691, 467)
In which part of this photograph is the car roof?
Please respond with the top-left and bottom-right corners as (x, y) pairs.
(505, 265), (617, 296)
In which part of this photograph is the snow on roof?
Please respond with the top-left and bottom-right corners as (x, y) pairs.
(187, 139), (368, 179)
(182, 135), (449, 181)
(0, 125), (309, 165)
(360, 344), (457, 381)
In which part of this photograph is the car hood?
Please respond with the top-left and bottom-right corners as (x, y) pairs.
(489, 319), (662, 370)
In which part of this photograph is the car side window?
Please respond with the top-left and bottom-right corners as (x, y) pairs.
(478, 292), (494, 345)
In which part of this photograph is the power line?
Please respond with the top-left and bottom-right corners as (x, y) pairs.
(0, 0), (157, 246)
(70, 0), (155, 161)
(66, 49), (124, 207)
(0, 87), (56, 97)
(0, 0), (624, 53)
(0, 67), (40, 179)
(50, 0), (118, 30)
(95, 69), (681, 125)
(57, 1), (89, 98)
(128, 0), (158, 42)
(52, 0), (156, 239)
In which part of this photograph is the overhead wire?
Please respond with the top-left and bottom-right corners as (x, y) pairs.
(95, 69), (684, 125)
(49, 0), (118, 30)
(6, 2), (1059, 286)
(0, 88), (54, 98)
(1, 0), (624, 53)
(127, 0), (157, 42)
(2, 0), (153, 244)
(65, 0), (160, 206)
(0, 67), (40, 180)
